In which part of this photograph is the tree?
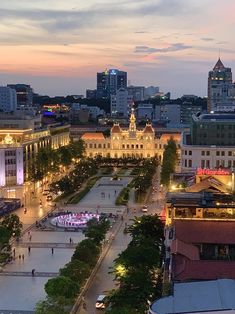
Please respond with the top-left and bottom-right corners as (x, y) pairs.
(57, 146), (72, 166)
(84, 218), (110, 246)
(161, 137), (178, 186)
(72, 239), (100, 266)
(115, 241), (160, 270)
(60, 260), (91, 285)
(0, 226), (11, 250)
(35, 297), (68, 314)
(128, 215), (164, 247)
(1, 214), (23, 238)
(45, 276), (79, 300)
(70, 139), (85, 159)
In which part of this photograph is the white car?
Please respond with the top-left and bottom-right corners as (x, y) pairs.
(95, 294), (106, 309)
(142, 205), (148, 212)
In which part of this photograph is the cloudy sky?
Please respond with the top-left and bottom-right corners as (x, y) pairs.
(0, 0), (235, 97)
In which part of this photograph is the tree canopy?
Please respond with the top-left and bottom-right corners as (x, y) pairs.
(160, 137), (178, 186)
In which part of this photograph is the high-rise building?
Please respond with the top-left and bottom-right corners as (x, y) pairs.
(97, 69), (127, 99)
(7, 84), (33, 108)
(207, 59), (235, 112)
(127, 85), (145, 101)
(0, 86), (17, 112)
(110, 88), (133, 117)
(144, 86), (159, 99)
(86, 89), (97, 99)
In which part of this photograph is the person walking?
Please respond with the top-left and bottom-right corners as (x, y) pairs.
(69, 238), (72, 244)
(19, 254), (21, 260)
(13, 248), (15, 257)
(22, 254), (24, 261)
(28, 246), (31, 254)
(31, 269), (35, 276)
(29, 234), (32, 241)
(51, 248), (54, 254)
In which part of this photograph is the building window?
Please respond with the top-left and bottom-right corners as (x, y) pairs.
(188, 159), (192, 167)
(221, 151), (225, 156)
(185, 150), (187, 155)
(206, 151), (210, 156)
(89, 144), (92, 148)
(127, 145), (129, 149)
(189, 151), (192, 156)
(206, 160), (210, 168)
(122, 144), (125, 149)
(140, 145), (143, 149)
(201, 160), (205, 168)
(228, 151), (232, 156)
(201, 151), (205, 156)
(216, 151), (220, 156)
(184, 159), (187, 167)
(228, 160), (232, 167)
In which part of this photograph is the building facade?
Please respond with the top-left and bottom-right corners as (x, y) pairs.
(127, 85), (145, 101)
(207, 58), (235, 112)
(181, 113), (235, 171)
(7, 84), (33, 108)
(111, 88), (133, 117)
(81, 109), (181, 160)
(0, 86), (17, 112)
(0, 114), (70, 187)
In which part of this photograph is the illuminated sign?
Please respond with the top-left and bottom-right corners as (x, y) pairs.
(196, 168), (230, 176)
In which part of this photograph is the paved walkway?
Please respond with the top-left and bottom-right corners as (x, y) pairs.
(0, 175), (134, 313)
(0, 271), (58, 277)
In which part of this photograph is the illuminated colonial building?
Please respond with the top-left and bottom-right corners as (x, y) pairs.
(0, 113), (70, 189)
(81, 109), (181, 160)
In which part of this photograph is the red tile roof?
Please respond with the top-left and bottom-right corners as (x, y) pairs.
(81, 132), (105, 140)
(173, 255), (235, 281)
(143, 124), (154, 133)
(175, 220), (235, 244)
(111, 124), (122, 133)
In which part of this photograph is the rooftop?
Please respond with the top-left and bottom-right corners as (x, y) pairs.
(150, 279), (235, 314)
(194, 113), (235, 121)
(173, 255), (235, 281)
(174, 220), (235, 244)
(81, 132), (105, 140)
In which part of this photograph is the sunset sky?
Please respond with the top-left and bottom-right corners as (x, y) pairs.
(0, 0), (235, 97)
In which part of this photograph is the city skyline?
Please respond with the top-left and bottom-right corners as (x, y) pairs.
(0, 0), (235, 97)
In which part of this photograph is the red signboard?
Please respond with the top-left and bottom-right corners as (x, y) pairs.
(196, 168), (230, 176)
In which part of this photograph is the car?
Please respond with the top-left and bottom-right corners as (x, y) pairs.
(95, 294), (107, 309)
(141, 205), (148, 212)
(42, 190), (50, 196)
(46, 195), (52, 201)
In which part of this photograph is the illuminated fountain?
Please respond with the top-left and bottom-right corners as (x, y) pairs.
(51, 212), (100, 229)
